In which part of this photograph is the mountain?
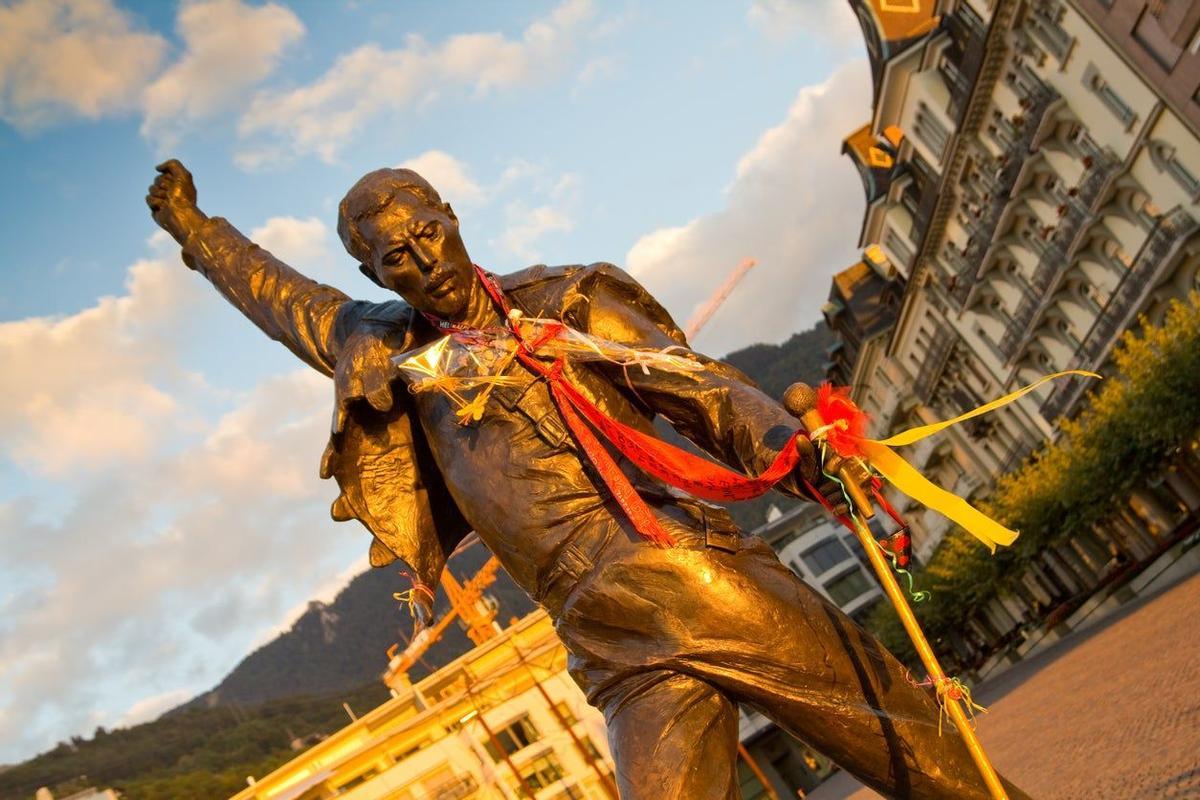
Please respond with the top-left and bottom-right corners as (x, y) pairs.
(0, 682), (394, 800)
(181, 541), (536, 711)
(721, 323), (834, 404)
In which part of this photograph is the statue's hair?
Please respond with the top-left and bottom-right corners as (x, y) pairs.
(337, 168), (444, 264)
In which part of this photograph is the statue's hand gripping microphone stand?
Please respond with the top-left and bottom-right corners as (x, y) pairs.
(783, 382), (1010, 800)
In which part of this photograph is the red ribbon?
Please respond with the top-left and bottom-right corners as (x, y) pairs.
(470, 267), (810, 546)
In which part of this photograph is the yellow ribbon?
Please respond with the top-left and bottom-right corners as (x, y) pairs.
(858, 369), (1099, 552)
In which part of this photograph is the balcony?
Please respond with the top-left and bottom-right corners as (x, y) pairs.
(945, 7), (988, 122)
(425, 774), (479, 800)
(914, 325), (958, 404)
(1040, 208), (1199, 420)
(1000, 440), (1035, 475)
(950, 82), (1061, 307)
(997, 148), (1121, 361)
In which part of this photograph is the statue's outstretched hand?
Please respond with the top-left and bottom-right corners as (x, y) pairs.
(146, 159), (205, 247)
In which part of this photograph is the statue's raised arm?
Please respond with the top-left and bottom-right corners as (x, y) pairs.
(147, 159), (361, 378)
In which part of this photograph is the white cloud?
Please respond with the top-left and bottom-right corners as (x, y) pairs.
(496, 203), (575, 264)
(236, 0), (595, 165)
(399, 150), (485, 207)
(748, 0), (861, 51)
(573, 54), (621, 95)
(0, 252), (202, 476)
(0, 0), (166, 131)
(0, 234), (373, 763)
(626, 61), (871, 353)
(250, 215), (330, 268)
(117, 688), (192, 728)
(141, 0), (304, 149)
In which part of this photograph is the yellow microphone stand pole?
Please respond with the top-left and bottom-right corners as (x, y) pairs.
(784, 383), (1008, 800)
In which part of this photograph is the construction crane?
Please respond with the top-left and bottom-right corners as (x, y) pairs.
(684, 257), (757, 341)
(383, 553), (502, 691)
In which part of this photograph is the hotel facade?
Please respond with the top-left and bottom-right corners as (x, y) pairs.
(827, 0), (1200, 666)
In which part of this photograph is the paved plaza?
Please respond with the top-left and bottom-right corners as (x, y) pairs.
(809, 570), (1200, 800)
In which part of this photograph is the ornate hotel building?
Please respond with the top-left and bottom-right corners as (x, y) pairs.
(829, 0), (1200, 566)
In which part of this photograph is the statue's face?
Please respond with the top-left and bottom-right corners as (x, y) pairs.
(360, 192), (474, 318)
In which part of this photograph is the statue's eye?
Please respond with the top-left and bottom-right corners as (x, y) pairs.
(383, 248), (407, 267)
(421, 221), (442, 240)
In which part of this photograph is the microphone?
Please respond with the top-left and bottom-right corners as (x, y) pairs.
(782, 382), (875, 519)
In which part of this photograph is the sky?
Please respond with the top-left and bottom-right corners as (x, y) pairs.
(0, 0), (872, 764)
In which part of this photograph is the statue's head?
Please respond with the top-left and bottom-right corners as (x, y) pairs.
(338, 168), (474, 319)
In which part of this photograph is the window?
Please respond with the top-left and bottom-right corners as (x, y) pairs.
(824, 568), (875, 606)
(973, 322), (1002, 360)
(1076, 281), (1106, 313)
(485, 714), (540, 761)
(915, 101), (950, 159)
(885, 227), (914, 269)
(1027, 2), (1072, 62)
(1150, 141), (1200, 197)
(424, 773), (479, 800)
(1167, 158), (1200, 196)
(1084, 64), (1136, 128)
(1134, 6), (1183, 70)
(547, 786), (587, 800)
(337, 768), (378, 793)
(582, 736), (605, 762)
(800, 537), (852, 575)
(553, 701), (578, 726)
(516, 751), (566, 793)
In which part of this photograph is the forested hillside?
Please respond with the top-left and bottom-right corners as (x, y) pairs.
(0, 682), (391, 800)
(181, 541), (535, 711)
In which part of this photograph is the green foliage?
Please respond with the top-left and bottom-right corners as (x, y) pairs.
(0, 682), (389, 799)
(868, 294), (1200, 654)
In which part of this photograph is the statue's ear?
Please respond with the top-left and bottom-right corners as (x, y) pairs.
(443, 202), (458, 223)
(358, 263), (385, 288)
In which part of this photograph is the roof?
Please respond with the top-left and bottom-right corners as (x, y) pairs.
(842, 123), (906, 208)
(823, 257), (905, 375)
(849, 0), (941, 107)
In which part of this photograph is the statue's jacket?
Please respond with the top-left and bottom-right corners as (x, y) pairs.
(182, 217), (806, 623)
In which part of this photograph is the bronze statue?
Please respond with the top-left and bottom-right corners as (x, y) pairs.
(147, 160), (1029, 799)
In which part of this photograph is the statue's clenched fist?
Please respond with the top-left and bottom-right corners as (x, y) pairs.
(146, 159), (206, 246)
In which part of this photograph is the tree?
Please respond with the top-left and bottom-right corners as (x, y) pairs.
(869, 292), (1200, 664)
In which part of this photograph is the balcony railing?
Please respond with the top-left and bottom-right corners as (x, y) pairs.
(1040, 207), (1199, 420)
(1078, 208), (1196, 364)
(945, 5), (989, 121)
(997, 149), (1120, 360)
(1000, 440), (1035, 475)
(423, 774), (479, 800)
(950, 81), (1060, 307)
(914, 326), (958, 404)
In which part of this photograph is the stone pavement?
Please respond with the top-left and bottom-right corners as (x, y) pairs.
(808, 570), (1200, 800)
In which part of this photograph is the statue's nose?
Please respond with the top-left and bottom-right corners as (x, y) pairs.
(411, 240), (437, 271)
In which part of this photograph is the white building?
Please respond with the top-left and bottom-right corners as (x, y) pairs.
(758, 504), (885, 626)
(830, 0), (1200, 562)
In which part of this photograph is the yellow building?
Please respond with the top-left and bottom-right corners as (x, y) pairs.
(230, 612), (617, 800)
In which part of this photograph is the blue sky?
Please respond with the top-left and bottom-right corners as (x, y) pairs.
(0, 0), (871, 763)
